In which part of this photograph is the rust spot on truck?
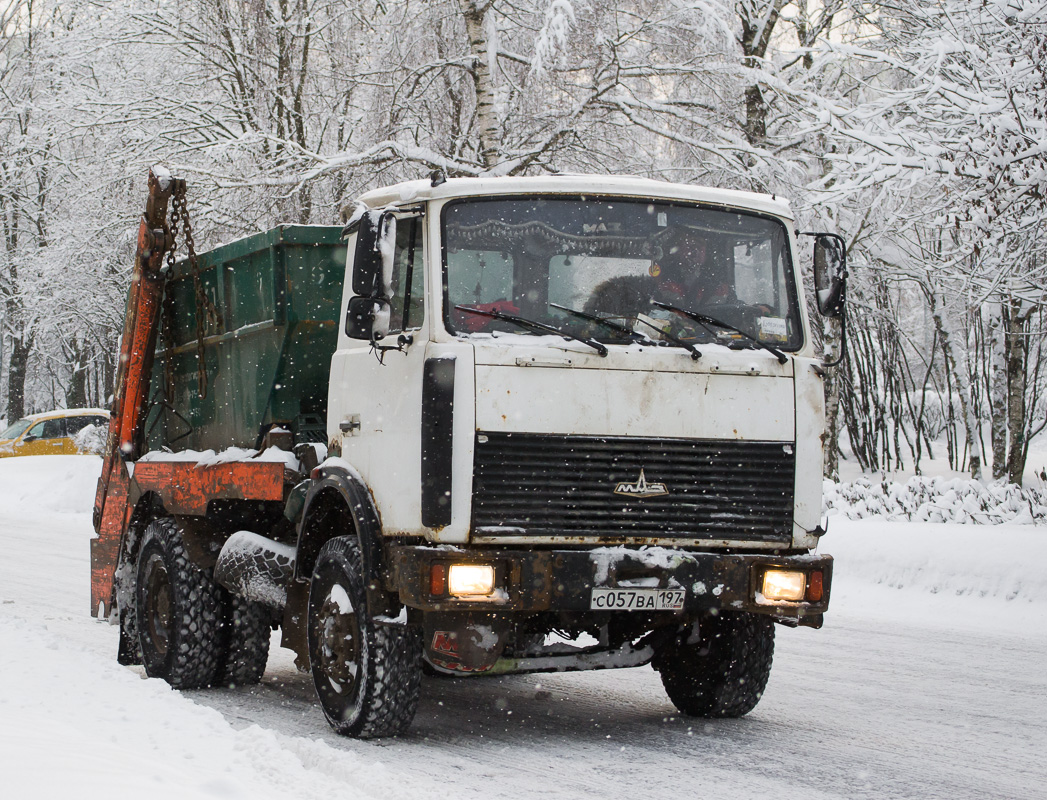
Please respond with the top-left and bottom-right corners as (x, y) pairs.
(91, 458), (134, 618)
(133, 461), (285, 516)
(90, 459), (285, 618)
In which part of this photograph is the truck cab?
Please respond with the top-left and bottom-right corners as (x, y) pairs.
(297, 175), (841, 724)
(332, 176), (825, 552)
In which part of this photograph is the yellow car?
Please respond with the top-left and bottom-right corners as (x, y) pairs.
(0, 408), (110, 457)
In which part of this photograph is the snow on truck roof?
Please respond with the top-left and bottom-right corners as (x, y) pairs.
(354, 175), (795, 220)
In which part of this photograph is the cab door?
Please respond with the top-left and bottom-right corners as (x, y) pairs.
(329, 213), (428, 534)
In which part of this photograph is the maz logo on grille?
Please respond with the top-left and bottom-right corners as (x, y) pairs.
(613, 468), (669, 498)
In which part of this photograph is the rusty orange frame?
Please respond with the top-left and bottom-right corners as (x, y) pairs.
(89, 171), (288, 619)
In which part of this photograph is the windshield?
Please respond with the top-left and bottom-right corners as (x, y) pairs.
(0, 418), (32, 440)
(442, 197), (802, 351)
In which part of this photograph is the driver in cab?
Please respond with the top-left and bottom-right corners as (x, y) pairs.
(651, 227), (734, 309)
(584, 226), (734, 318)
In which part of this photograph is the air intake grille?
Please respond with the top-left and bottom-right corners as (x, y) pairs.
(472, 433), (794, 542)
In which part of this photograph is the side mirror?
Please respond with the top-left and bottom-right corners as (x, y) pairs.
(812, 233), (847, 318)
(346, 296), (391, 341)
(22, 434), (37, 443)
(352, 210), (396, 298)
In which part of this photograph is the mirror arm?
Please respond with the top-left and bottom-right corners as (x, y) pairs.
(367, 329), (411, 365)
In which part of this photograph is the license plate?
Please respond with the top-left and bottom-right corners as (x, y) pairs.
(590, 587), (686, 611)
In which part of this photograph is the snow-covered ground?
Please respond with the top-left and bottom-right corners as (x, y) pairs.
(1, 455), (1046, 799)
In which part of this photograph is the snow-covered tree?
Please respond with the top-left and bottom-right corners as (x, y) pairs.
(805, 0), (1047, 482)
(2, 0), (1045, 486)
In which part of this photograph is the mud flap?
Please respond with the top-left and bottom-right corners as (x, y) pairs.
(423, 612), (510, 674)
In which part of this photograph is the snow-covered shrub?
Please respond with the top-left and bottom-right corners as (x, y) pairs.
(73, 423), (108, 455)
(824, 476), (1047, 524)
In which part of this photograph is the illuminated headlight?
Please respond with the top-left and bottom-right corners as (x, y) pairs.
(448, 564), (496, 596)
(761, 569), (807, 602)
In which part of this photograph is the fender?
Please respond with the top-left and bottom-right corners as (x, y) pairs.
(295, 464), (387, 608)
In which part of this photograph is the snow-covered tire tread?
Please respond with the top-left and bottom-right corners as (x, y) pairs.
(655, 611), (775, 718)
(215, 593), (271, 687)
(308, 536), (422, 738)
(135, 517), (223, 690)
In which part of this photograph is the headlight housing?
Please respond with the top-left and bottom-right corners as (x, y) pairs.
(447, 564), (496, 597)
(761, 569), (807, 602)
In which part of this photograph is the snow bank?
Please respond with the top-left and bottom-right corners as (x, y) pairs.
(824, 475), (1047, 524)
(828, 516), (1045, 605)
(0, 616), (408, 800)
(0, 454), (100, 516)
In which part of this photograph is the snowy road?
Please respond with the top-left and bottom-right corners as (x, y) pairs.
(2, 456), (1046, 799)
(187, 614), (1047, 800)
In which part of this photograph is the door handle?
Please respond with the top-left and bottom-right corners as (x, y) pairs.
(339, 415), (361, 434)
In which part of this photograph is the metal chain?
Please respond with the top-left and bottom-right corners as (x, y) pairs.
(169, 184), (219, 400)
(161, 202), (179, 402)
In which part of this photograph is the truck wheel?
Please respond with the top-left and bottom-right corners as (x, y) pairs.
(655, 611), (775, 718)
(307, 536), (422, 738)
(135, 517), (223, 689)
(215, 593), (271, 687)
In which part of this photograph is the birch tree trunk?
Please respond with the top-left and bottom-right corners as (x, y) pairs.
(987, 301), (1009, 480)
(822, 314), (842, 479)
(929, 288), (982, 480)
(458, 0), (501, 170)
(1005, 296), (1028, 485)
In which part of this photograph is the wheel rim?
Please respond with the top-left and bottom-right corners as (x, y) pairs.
(142, 553), (172, 657)
(314, 584), (361, 700)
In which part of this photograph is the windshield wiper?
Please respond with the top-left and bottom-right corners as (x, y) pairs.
(550, 303), (702, 362)
(652, 301), (787, 364)
(630, 317), (703, 361)
(549, 303), (647, 341)
(455, 305), (608, 357)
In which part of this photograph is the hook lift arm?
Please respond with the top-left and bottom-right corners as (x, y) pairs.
(91, 168), (181, 614)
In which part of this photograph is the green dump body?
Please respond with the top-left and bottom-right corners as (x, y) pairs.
(146, 225), (346, 453)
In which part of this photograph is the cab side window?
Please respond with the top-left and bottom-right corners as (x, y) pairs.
(28, 419), (63, 439)
(387, 217), (424, 334)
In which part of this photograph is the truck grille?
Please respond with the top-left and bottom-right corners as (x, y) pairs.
(472, 433), (794, 542)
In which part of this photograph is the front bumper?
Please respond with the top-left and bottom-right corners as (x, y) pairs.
(392, 545), (831, 625)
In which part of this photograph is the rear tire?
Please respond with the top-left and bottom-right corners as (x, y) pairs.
(307, 536), (422, 738)
(215, 593), (271, 687)
(135, 517), (222, 689)
(654, 611), (775, 718)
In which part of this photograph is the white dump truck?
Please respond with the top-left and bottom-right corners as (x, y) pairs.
(93, 172), (846, 738)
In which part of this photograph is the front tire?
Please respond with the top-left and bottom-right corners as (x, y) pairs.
(654, 611), (775, 718)
(135, 517), (223, 689)
(307, 536), (422, 738)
